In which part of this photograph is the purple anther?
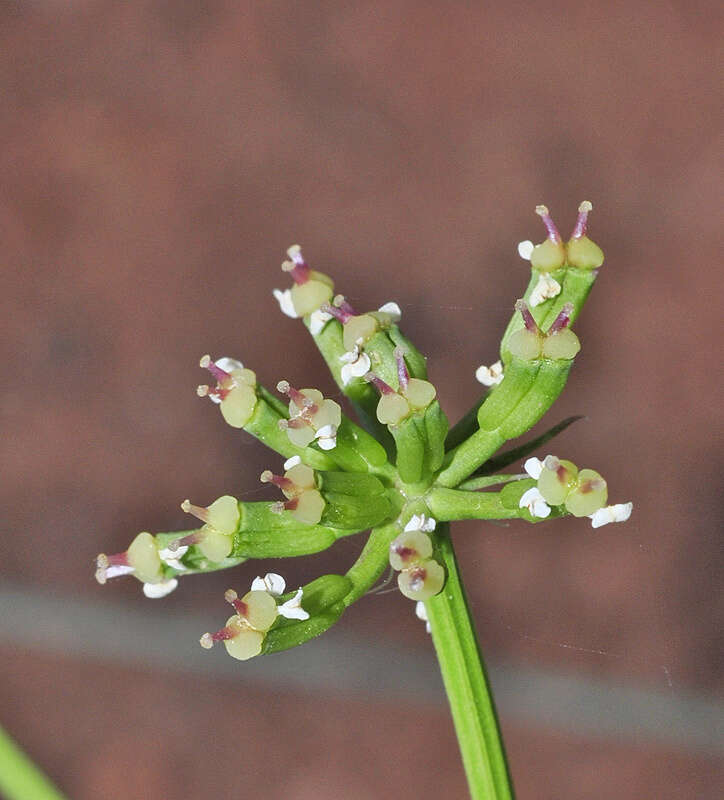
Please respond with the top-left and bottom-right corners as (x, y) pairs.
(515, 299), (539, 333)
(535, 205), (562, 244)
(571, 201), (592, 240)
(547, 302), (574, 334)
(320, 302), (354, 324)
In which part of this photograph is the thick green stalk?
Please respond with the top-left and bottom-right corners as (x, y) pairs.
(0, 724), (68, 800)
(425, 525), (514, 800)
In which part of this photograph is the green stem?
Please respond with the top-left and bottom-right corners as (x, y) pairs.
(426, 488), (520, 521)
(0, 724), (68, 800)
(425, 524), (514, 800)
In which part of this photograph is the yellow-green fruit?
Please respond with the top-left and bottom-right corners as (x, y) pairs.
(507, 329), (542, 361)
(291, 489), (325, 525)
(566, 237), (604, 269)
(343, 314), (378, 351)
(530, 239), (566, 271)
(127, 532), (163, 583)
(564, 469), (608, 517)
(537, 459), (579, 505)
(404, 378), (436, 410)
(389, 530), (433, 571)
(198, 528), (233, 562)
(220, 384), (257, 428)
(377, 393), (410, 425)
(241, 590), (279, 631)
(290, 272), (334, 316)
(207, 495), (240, 534)
(222, 617), (265, 661)
(397, 559), (445, 601)
(542, 329), (581, 361)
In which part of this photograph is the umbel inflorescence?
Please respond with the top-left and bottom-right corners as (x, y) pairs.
(95, 202), (632, 662)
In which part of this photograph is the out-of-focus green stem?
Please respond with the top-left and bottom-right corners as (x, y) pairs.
(425, 525), (514, 800)
(0, 724), (68, 800)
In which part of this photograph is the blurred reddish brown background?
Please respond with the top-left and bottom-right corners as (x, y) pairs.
(1, 1), (722, 798)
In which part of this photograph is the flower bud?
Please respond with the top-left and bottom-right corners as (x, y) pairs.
(537, 456), (579, 505)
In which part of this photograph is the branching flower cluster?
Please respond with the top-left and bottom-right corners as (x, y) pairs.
(95, 202), (632, 662)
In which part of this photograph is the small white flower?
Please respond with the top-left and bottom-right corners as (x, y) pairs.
(415, 601), (431, 634)
(404, 513), (436, 533)
(523, 456), (547, 480)
(273, 288), (298, 318)
(475, 360), (504, 387)
(529, 272), (562, 307)
(251, 572), (287, 596)
(589, 502), (633, 529)
(283, 455), (302, 470)
(278, 588), (310, 620)
(519, 487), (551, 518)
(378, 301), (402, 321)
(314, 423), (337, 450)
(309, 307), (333, 335)
(517, 240), (534, 260)
(143, 578), (179, 599)
(339, 344), (371, 386)
(159, 544), (189, 572)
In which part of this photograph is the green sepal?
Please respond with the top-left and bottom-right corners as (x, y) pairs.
(320, 491), (393, 530)
(423, 400), (449, 473)
(243, 395), (337, 471)
(477, 358), (540, 431)
(317, 471), (387, 497)
(390, 414), (427, 484)
(363, 329), (399, 387)
(386, 325), (428, 379)
(498, 359), (572, 439)
(325, 417), (390, 474)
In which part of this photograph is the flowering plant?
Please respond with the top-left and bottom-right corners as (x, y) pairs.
(94, 202), (631, 799)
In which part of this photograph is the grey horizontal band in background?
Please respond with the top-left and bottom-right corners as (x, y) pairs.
(1, 584), (721, 756)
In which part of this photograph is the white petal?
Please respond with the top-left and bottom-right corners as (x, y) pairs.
(143, 579), (178, 598)
(159, 544), (189, 571)
(339, 345), (360, 364)
(315, 424), (337, 450)
(378, 301), (402, 322)
(529, 273), (562, 307)
(278, 588), (310, 620)
(589, 502), (633, 529)
(404, 514), (436, 533)
(523, 457), (544, 480)
(273, 288), (298, 318)
(251, 572), (287, 595)
(519, 487), (551, 518)
(283, 455), (302, 471)
(475, 360), (504, 386)
(340, 350), (371, 386)
(517, 240), (534, 260)
(415, 600), (428, 621)
(104, 564), (135, 579)
(214, 357), (244, 372)
(309, 308), (333, 335)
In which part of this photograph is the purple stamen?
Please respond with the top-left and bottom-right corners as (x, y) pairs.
(394, 347), (409, 392)
(364, 372), (395, 395)
(515, 299), (539, 333)
(547, 302), (574, 334)
(320, 302), (353, 324)
(535, 204), (562, 244)
(571, 201), (592, 239)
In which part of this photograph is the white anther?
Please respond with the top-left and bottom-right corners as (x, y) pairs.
(588, 502), (633, 529)
(529, 272), (562, 307)
(519, 487), (551, 519)
(475, 360), (504, 387)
